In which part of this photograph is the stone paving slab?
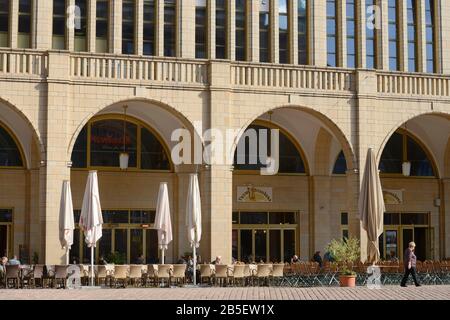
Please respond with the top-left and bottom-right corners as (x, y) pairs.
(0, 286), (449, 300)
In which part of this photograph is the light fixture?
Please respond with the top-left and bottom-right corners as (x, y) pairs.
(119, 105), (129, 170)
(402, 122), (411, 177)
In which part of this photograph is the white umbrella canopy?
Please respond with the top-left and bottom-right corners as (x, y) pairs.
(59, 180), (74, 264)
(186, 173), (202, 286)
(79, 171), (103, 286)
(358, 148), (385, 264)
(154, 182), (172, 264)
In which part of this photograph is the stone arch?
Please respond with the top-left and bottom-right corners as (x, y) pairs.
(314, 128), (333, 175)
(233, 104), (356, 171)
(0, 96), (44, 168)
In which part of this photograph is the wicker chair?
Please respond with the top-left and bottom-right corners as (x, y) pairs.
(144, 265), (156, 287)
(129, 265), (143, 287)
(199, 265), (212, 285)
(271, 264), (285, 286)
(156, 264), (172, 287)
(53, 265), (68, 289)
(5, 265), (20, 289)
(214, 265), (229, 287)
(111, 265), (129, 288)
(171, 264), (187, 286)
(96, 265), (110, 287)
(255, 264), (272, 287)
(31, 265), (45, 288)
(230, 265), (246, 287)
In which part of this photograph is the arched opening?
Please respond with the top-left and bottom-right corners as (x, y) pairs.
(332, 151), (347, 175)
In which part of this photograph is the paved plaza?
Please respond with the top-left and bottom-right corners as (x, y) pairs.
(0, 286), (449, 301)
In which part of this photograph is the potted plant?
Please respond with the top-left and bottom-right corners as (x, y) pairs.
(325, 237), (360, 287)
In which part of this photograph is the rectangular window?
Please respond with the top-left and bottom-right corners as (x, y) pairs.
(341, 212), (349, 239)
(122, 0), (135, 54)
(74, 0), (87, 52)
(366, 0), (377, 68)
(259, 0), (270, 63)
(52, 0), (66, 49)
(195, 0), (207, 58)
(0, 209), (13, 223)
(388, 0), (399, 71)
(143, 0), (156, 55)
(346, 0), (356, 68)
(96, 0), (109, 53)
(215, 0), (227, 59)
(407, 0), (418, 72)
(0, 0), (10, 47)
(298, 0), (307, 64)
(425, 0), (436, 73)
(327, 0), (337, 67)
(164, 0), (176, 57)
(235, 0), (247, 61)
(18, 0), (32, 48)
(279, 0), (288, 64)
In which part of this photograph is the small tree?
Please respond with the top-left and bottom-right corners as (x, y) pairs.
(326, 237), (360, 276)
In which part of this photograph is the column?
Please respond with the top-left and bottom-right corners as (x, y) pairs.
(338, 0), (346, 67)
(156, 0), (164, 56)
(312, 176), (332, 256)
(417, 0), (427, 72)
(208, 0), (216, 59)
(228, 0), (236, 60)
(10, 0), (18, 48)
(399, 0), (408, 71)
(34, 0), (53, 49)
(136, 0), (144, 55)
(249, 0), (259, 61)
(290, 0), (298, 65)
(312, 0), (326, 66)
(271, 0), (279, 63)
(358, 0), (367, 68)
(380, 0), (390, 70)
(110, 0), (122, 54)
(434, 0), (443, 73)
(42, 52), (73, 264)
(179, 0), (195, 58)
(442, 178), (450, 259)
(88, 0), (97, 52)
(67, 0), (75, 51)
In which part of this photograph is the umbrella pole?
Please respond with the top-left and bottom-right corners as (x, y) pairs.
(193, 246), (196, 286)
(161, 249), (165, 265)
(66, 247), (70, 265)
(91, 246), (94, 287)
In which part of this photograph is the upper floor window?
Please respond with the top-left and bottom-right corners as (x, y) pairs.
(143, 0), (156, 56)
(279, 0), (289, 64)
(425, 0), (436, 73)
(216, 0), (227, 59)
(327, 0), (338, 67)
(0, 0), (9, 47)
(52, 0), (66, 49)
(0, 124), (23, 168)
(388, 0), (399, 71)
(234, 124), (306, 174)
(407, 0), (418, 72)
(71, 118), (171, 171)
(379, 131), (435, 177)
(259, 0), (271, 63)
(366, 0), (377, 69)
(96, 0), (109, 53)
(75, 0), (87, 52)
(298, 0), (308, 65)
(346, 0), (357, 68)
(122, 0), (135, 54)
(164, 0), (176, 57)
(235, 0), (247, 61)
(195, 0), (207, 59)
(333, 151), (347, 175)
(18, 0), (32, 48)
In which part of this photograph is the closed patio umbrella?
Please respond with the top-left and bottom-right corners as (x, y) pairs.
(358, 148), (385, 264)
(59, 180), (74, 265)
(154, 182), (172, 265)
(79, 171), (103, 286)
(186, 173), (202, 286)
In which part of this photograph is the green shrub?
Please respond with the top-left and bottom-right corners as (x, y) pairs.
(326, 237), (360, 276)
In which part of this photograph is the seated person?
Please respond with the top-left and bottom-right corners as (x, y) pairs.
(211, 256), (222, 265)
(291, 255), (300, 264)
(8, 255), (21, 265)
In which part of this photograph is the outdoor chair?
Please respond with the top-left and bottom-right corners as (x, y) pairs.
(243, 265), (252, 286)
(96, 265), (110, 287)
(255, 264), (272, 287)
(31, 265), (44, 288)
(270, 264), (285, 286)
(230, 265), (246, 287)
(5, 265), (20, 289)
(111, 265), (129, 288)
(171, 264), (187, 286)
(214, 265), (229, 287)
(129, 265), (143, 287)
(144, 265), (156, 287)
(53, 265), (68, 289)
(19, 266), (35, 289)
(156, 264), (172, 287)
(199, 264), (213, 285)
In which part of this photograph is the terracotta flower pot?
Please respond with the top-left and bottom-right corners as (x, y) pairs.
(339, 275), (356, 287)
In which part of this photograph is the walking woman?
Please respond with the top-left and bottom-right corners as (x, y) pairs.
(400, 242), (421, 287)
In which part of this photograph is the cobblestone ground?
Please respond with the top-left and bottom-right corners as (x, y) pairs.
(0, 285), (449, 300)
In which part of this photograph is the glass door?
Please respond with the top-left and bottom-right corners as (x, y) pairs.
(254, 230), (267, 263)
(0, 225), (8, 257)
(384, 229), (399, 260)
(401, 227), (414, 261)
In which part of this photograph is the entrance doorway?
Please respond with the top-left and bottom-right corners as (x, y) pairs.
(232, 211), (298, 263)
(0, 209), (13, 257)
